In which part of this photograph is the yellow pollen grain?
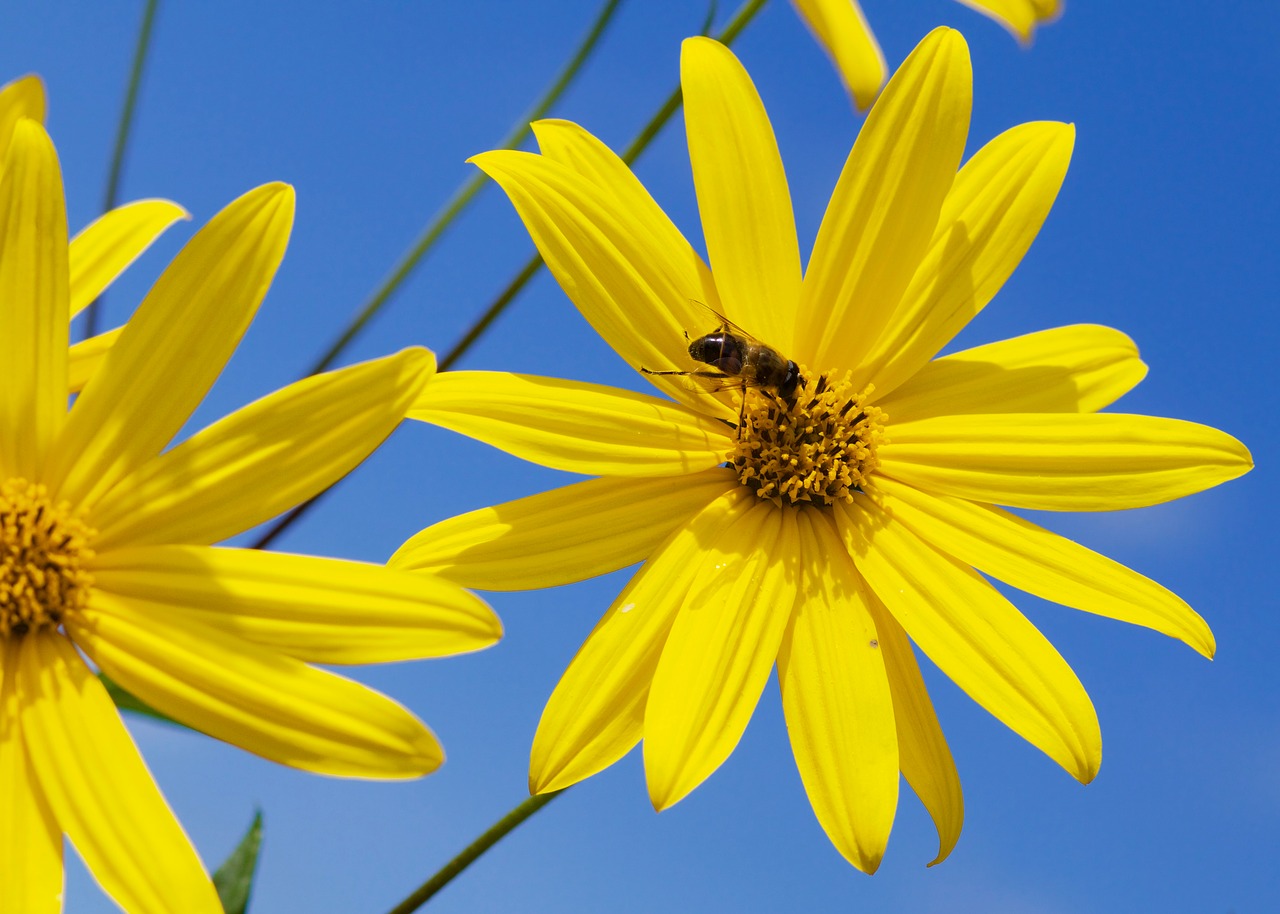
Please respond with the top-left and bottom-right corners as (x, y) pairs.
(729, 369), (886, 508)
(0, 478), (96, 638)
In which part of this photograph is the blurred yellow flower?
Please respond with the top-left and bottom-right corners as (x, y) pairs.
(393, 29), (1249, 872)
(791, 0), (1062, 107)
(0, 121), (501, 913)
(0, 73), (189, 391)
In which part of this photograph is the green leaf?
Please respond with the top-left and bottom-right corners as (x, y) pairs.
(215, 811), (264, 914)
(98, 671), (183, 727)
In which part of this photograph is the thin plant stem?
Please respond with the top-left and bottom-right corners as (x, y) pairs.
(86, 0), (160, 339)
(253, 0), (770, 551)
(438, 0), (767, 371)
(304, 0), (622, 379)
(384, 790), (565, 914)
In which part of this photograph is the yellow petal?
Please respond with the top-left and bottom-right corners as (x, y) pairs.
(0, 74), (46, 163)
(531, 487), (756, 794)
(859, 121), (1074, 397)
(48, 183), (295, 511)
(17, 632), (221, 914)
(70, 595), (444, 778)
(645, 501), (798, 810)
(469, 148), (734, 420)
(865, 600), (964, 866)
(0, 640), (63, 914)
(954, 0), (1063, 43)
(681, 37), (802, 354)
(530, 117), (719, 325)
(777, 510), (897, 874)
(789, 0), (885, 109)
(798, 28), (971, 370)
(90, 348), (434, 550)
(839, 496), (1102, 782)
(68, 199), (190, 318)
(88, 544), (500, 665)
(0, 119), (68, 481)
(879, 413), (1253, 511)
(67, 326), (121, 394)
(391, 469), (736, 591)
(866, 476), (1215, 657)
(878, 324), (1147, 422)
(410, 370), (732, 477)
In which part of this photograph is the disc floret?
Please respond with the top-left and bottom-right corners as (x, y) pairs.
(0, 478), (96, 637)
(730, 369), (885, 507)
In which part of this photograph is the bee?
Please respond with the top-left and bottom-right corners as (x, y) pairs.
(641, 310), (801, 426)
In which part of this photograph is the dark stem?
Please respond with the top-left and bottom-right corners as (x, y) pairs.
(254, 0), (771, 549)
(383, 790), (565, 914)
(304, 0), (623, 379)
(436, 0), (769, 371)
(248, 499), (314, 551)
(86, 0), (160, 339)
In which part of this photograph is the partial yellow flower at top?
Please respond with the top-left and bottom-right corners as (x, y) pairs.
(792, 0), (1062, 108)
(0, 121), (502, 914)
(0, 73), (192, 392)
(391, 29), (1250, 873)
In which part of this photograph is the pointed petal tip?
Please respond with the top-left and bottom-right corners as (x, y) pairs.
(529, 754), (588, 795)
(466, 150), (511, 173)
(925, 852), (948, 868)
(406, 729), (446, 777)
(239, 181), (296, 225)
(395, 344), (438, 390)
(10, 115), (51, 149)
(1074, 750), (1101, 785)
(646, 771), (696, 813)
(530, 116), (577, 133)
(137, 198), (193, 223)
(680, 34), (722, 57)
(1184, 615), (1216, 660)
(924, 25), (970, 55)
(843, 847), (885, 875)
(7, 72), (47, 116)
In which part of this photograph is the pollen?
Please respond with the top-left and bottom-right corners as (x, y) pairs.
(0, 479), (95, 638)
(730, 369), (885, 507)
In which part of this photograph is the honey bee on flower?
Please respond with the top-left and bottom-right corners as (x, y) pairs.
(392, 28), (1250, 873)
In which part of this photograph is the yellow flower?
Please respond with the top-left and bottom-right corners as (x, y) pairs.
(0, 73), (190, 391)
(0, 121), (502, 914)
(392, 28), (1250, 873)
(792, 0), (1062, 108)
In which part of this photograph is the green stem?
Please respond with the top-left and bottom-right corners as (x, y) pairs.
(384, 790), (566, 914)
(437, 0), (768, 371)
(304, 0), (622, 378)
(249, 2), (620, 552)
(86, 0), (160, 339)
(253, 0), (770, 550)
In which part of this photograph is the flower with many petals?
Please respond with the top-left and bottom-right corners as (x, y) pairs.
(392, 29), (1250, 872)
(792, 0), (1061, 108)
(0, 121), (502, 913)
(0, 73), (190, 390)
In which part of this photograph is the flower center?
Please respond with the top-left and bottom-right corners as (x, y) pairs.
(729, 369), (885, 507)
(0, 479), (95, 638)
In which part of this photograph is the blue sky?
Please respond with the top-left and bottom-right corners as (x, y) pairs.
(3, 1), (1276, 911)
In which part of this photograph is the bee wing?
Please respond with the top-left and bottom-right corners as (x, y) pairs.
(689, 300), (775, 350)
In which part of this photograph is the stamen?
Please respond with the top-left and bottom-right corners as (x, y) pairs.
(729, 368), (886, 507)
(0, 479), (95, 638)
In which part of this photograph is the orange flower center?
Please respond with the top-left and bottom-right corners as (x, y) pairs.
(0, 478), (95, 637)
(730, 369), (885, 507)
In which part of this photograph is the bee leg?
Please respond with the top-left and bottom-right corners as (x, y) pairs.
(638, 367), (725, 379)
